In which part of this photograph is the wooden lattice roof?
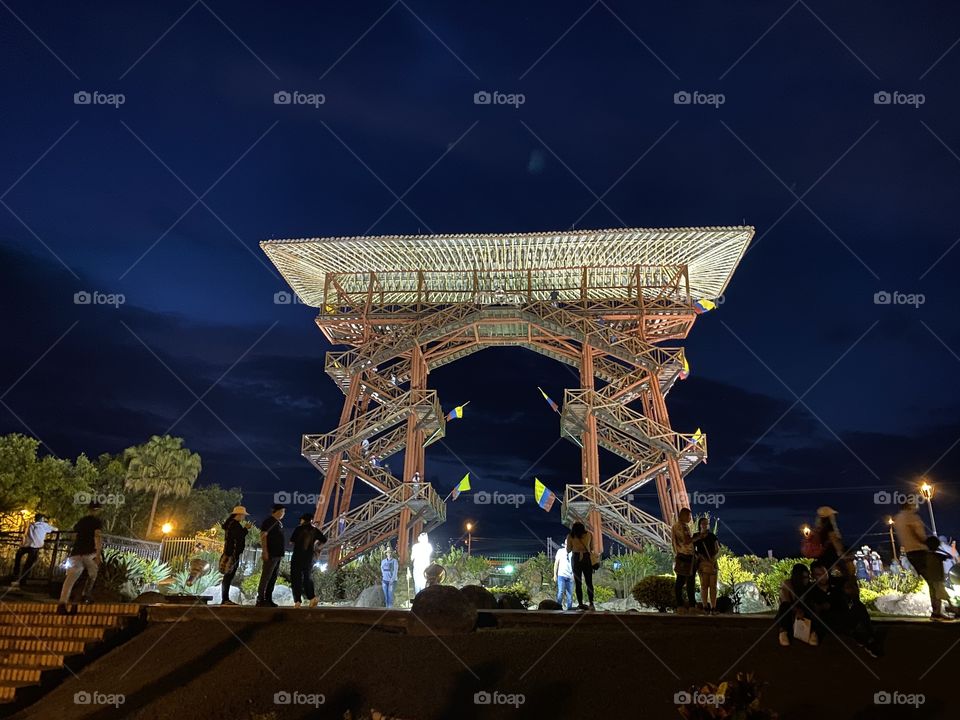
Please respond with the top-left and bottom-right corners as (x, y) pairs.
(261, 226), (753, 305)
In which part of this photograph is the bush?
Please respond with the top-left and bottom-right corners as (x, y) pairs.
(631, 575), (676, 612)
(593, 585), (615, 604)
(861, 571), (925, 596)
(495, 581), (531, 607)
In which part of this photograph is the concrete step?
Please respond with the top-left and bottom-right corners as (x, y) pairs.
(0, 613), (122, 628)
(0, 666), (43, 683)
(0, 603), (140, 616)
(0, 638), (87, 654)
(0, 681), (34, 704)
(0, 651), (64, 668)
(0, 626), (106, 640)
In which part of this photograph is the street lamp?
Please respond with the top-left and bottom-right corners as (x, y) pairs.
(887, 517), (898, 562)
(801, 524), (811, 538)
(465, 522), (474, 558)
(161, 522), (173, 536)
(919, 480), (937, 536)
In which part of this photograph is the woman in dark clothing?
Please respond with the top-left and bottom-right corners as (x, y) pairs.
(220, 506), (250, 606)
(565, 522), (595, 611)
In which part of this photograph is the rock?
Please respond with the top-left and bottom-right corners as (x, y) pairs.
(460, 585), (497, 610)
(132, 591), (167, 604)
(206, 585), (243, 605)
(409, 585), (477, 636)
(272, 584), (295, 607)
(356, 584), (386, 608)
(874, 591), (932, 616)
(734, 582), (768, 614)
(424, 563), (446, 587)
(497, 595), (525, 610)
(537, 599), (562, 610)
(596, 597), (640, 612)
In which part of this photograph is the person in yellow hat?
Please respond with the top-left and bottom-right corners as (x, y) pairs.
(219, 505), (250, 606)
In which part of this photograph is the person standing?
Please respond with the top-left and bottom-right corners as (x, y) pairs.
(256, 504), (286, 608)
(814, 507), (850, 577)
(894, 500), (946, 620)
(671, 508), (696, 613)
(290, 513), (327, 608)
(219, 506), (249, 605)
(925, 535), (955, 620)
(693, 517), (719, 613)
(410, 532), (433, 595)
(57, 502), (103, 613)
(553, 544), (574, 610)
(380, 547), (399, 607)
(565, 522), (595, 611)
(11, 513), (57, 588)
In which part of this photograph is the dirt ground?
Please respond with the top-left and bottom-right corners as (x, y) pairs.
(14, 612), (959, 720)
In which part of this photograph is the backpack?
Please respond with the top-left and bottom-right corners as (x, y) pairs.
(801, 533), (824, 559)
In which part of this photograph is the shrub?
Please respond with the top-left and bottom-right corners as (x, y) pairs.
(717, 554), (754, 587)
(495, 581), (531, 607)
(631, 575), (676, 612)
(169, 568), (222, 596)
(861, 571), (924, 596)
(593, 585), (615, 603)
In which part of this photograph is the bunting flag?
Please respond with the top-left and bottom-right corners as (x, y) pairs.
(693, 298), (717, 315)
(445, 401), (469, 422)
(679, 356), (690, 380)
(450, 473), (471, 500)
(534, 478), (556, 512)
(538, 386), (560, 413)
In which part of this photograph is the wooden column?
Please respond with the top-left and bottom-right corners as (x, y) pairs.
(397, 346), (427, 564)
(580, 343), (603, 553)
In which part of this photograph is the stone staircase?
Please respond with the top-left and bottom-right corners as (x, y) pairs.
(0, 602), (142, 710)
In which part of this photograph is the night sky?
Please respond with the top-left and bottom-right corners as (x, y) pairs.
(2, 1), (959, 557)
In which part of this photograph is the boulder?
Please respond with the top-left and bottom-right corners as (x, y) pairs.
(409, 585), (476, 636)
(497, 595), (525, 610)
(734, 582), (768, 614)
(460, 585), (497, 610)
(596, 597), (639, 612)
(356, 584), (386, 608)
(205, 585), (243, 605)
(537, 599), (562, 611)
(874, 591), (932, 617)
(272, 584), (295, 607)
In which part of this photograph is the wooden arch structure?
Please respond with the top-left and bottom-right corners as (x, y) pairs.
(262, 227), (752, 565)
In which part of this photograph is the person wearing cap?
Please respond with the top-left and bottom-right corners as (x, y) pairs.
(289, 513), (327, 608)
(57, 502), (103, 613)
(11, 513), (57, 588)
(219, 505), (250, 606)
(256, 504), (286, 607)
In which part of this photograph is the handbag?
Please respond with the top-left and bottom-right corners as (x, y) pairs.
(793, 616), (812, 644)
(590, 551), (601, 571)
(218, 553), (236, 574)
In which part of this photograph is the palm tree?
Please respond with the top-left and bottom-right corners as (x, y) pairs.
(124, 435), (201, 537)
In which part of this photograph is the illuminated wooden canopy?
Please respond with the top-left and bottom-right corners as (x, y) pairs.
(261, 226), (753, 306)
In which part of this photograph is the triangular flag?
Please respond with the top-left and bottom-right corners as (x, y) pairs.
(538, 387), (560, 413)
(534, 478), (556, 512)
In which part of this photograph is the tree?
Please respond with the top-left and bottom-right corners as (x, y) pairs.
(92, 452), (153, 536)
(160, 484), (242, 536)
(0, 433), (97, 529)
(124, 435), (201, 537)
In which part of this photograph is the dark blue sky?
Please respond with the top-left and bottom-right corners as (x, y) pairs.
(2, 1), (959, 555)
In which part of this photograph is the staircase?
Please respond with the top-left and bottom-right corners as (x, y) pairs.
(561, 484), (672, 550)
(0, 602), (142, 710)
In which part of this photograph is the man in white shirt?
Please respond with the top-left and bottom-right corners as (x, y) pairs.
(12, 513), (57, 587)
(553, 545), (574, 610)
(410, 532), (433, 594)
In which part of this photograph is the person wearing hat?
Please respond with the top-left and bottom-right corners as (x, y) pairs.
(257, 504), (286, 607)
(57, 501), (103, 613)
(219, 505), (250, 606)
(289, 513), (327, 608)
(814, 506), (851, 577)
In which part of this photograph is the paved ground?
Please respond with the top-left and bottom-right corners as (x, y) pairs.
(13, 607), (959, 719)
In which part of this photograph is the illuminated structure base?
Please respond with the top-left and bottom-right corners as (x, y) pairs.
(263, 227), (752, 564)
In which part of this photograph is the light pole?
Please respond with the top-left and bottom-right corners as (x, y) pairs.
(920, 481), (937, 536)
(465, 522), (473, 558)
(887, 517), (898, 562)
(801, 524), (811, 539)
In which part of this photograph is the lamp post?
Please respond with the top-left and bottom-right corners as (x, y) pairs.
(920, 481), (937, 536)
(887, 517), (898, 562)
(801, 524), (811, 539)
(465, 522), (473, 558)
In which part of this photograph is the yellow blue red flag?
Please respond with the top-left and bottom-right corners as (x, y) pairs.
(534, 478), (556, 512)
(538, 387), (560, 413)
(451, 473), (471, 500)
